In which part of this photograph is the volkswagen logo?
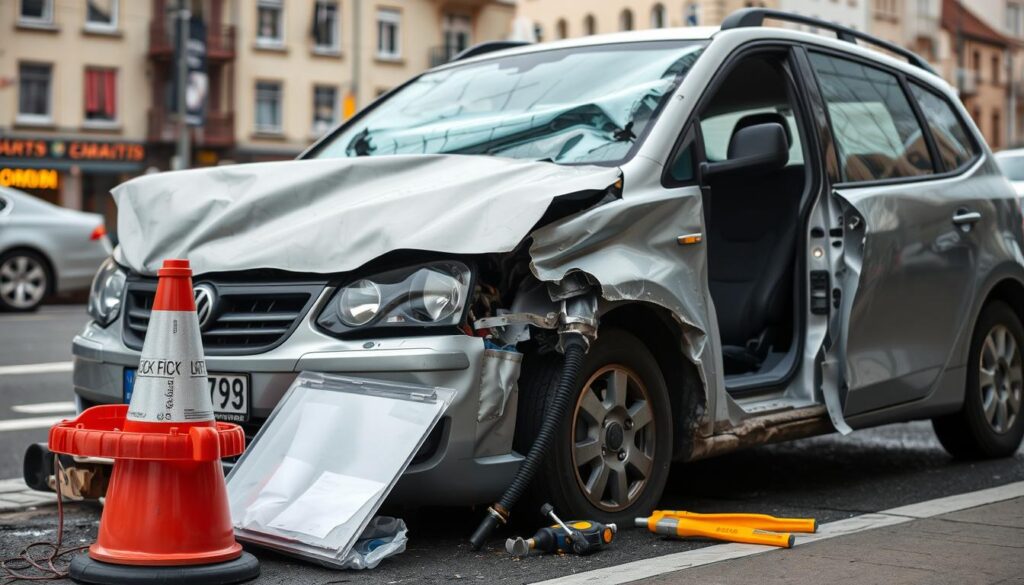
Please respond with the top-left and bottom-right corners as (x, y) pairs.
(193, 284), (216, 330)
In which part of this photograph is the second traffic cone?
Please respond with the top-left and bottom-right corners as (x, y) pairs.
(50, 259), (258, 584)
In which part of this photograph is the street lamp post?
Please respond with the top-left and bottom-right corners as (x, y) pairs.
(176, 0), (191, 170)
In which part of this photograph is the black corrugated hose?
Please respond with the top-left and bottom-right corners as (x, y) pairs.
(469, 334), (588, 550)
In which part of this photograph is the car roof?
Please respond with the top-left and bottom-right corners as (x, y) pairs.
(441, 27), (718, 68)
(446, 25), (951, 94)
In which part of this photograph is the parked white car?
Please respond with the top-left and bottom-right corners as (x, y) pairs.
(995, 148), (1024, 198)
(0, 187), (110, 311)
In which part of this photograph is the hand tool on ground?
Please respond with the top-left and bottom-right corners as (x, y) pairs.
(636, 515), (800, 548)
(645, 510), (817, 534)
(505, 504), (616, 557)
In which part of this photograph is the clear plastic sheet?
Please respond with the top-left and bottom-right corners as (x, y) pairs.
(226, 372), (454, 568)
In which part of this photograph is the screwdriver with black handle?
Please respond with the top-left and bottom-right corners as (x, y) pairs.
(506, 504), (616, 557)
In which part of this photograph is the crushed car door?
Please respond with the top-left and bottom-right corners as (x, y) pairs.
(807, 51), (981, 418)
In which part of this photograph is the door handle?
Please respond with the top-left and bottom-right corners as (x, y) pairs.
(952, 209), (982, 226)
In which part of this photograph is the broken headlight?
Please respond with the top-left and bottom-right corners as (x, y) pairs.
(317, 261), (472, 336)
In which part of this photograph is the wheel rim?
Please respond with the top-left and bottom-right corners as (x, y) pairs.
(979, 324), (1022, 434)
(571, 365), (655, 512)
(0, 255), (47, 309)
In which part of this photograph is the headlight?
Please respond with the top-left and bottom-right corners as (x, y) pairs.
(87, 257), (127, 327)
(318, 261), (472, 336)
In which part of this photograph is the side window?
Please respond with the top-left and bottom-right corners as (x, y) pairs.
(810, 52), (933, 182)
(669, 137), (696, 183)
(908, 83), (979, 171)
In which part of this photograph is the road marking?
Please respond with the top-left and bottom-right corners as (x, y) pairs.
(0, 362), (73, 376)
(0, 415), (68, 432)
(12, 401), (76, 415)
(530, 480), (1024, 585)
(0, 309), (86, 322)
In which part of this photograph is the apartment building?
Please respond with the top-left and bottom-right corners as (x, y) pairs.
(1, 0), (515, 221)
(779, 0), (868, 31)
(232, 0), (514, 161)
(515, 0), (773, 41)
(937, 0), (1014, 148)
(0, 0), (151, 224)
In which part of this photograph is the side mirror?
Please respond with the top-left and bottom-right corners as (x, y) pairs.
(700, 122), (789, 180)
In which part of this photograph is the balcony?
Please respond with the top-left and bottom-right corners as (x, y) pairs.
(956, 68), (979, 97)
(149, 19), (236, 61)
(148, 108), (235, 148)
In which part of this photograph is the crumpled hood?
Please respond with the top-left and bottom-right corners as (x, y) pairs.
(113, 155), (621, 276)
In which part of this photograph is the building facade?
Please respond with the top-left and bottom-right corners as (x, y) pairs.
(515, 0), (774, 42)
(0, 0), (152, 226)
(1, 0), (515, 224)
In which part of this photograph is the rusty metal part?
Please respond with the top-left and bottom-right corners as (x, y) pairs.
(686, 406), (832, 461)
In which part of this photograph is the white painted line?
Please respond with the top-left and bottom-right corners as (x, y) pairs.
(0, 415), (68, 432)
(0, 362), (73, 376)
(530, 480), (1024, 585)
(12, 401), (76, 415)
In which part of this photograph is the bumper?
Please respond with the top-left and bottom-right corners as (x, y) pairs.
(71, 305), (523, 506)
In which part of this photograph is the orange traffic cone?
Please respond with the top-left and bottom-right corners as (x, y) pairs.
(49, 259), (259, 584)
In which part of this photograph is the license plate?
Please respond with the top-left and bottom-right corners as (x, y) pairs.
(123, 369), (250, 422)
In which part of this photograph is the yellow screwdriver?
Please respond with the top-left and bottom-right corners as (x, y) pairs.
(636, 516), (795, 548)
(647, 510), (817, 534)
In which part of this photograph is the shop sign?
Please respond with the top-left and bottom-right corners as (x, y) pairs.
(0, 168), (59, 190)
(0, 138), (145, 163)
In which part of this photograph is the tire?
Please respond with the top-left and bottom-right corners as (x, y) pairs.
(0, 249), (51, 312)
(515, 329), (673, 524)
(933, 301), (1024, 459)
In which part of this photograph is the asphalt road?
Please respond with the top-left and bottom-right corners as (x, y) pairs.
(1, 306), (1023, 584)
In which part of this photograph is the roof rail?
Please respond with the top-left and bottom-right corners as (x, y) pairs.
(451, 41), (531, 62)
(719, 8), (937, 75)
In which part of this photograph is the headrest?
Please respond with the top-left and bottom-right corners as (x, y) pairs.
(729, 112), (792, 154)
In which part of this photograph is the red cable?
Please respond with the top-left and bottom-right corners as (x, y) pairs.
(0, 456), (92, 583)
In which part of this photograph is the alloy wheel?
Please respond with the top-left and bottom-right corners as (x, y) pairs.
(0, 254), (47, 309)
(571, 365), (656, 512)
(979, 324), (1023, 434)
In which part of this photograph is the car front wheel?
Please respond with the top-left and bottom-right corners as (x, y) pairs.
(933, 301), (1024, 459)
(0, 250), (50, 312)
(515, 328), (673, 524)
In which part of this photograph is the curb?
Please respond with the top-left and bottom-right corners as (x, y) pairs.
(0, 478), (57, 513)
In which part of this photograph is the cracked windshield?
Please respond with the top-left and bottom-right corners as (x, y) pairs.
(315, 41), (705, 164)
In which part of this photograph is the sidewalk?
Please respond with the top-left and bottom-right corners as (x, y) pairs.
(0, 478), (55, 512)
(642, 497), (1024, 585)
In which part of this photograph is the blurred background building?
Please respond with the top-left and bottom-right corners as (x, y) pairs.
(2, 0), (1023, 229)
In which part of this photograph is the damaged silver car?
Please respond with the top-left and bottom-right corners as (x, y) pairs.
(71, 9), (1024, 530)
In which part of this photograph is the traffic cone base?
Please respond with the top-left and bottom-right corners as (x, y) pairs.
(47, 259), (256, 583)
(69, 551), (260, 585)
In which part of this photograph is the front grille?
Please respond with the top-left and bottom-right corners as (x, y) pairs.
(123, 279), (324, 355)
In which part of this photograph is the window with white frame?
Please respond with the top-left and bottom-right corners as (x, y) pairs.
(86, 0), (118, 31)
(84, 67), (118, 122)
(312, 85), (338, 135)
(19, 0), (53, 25)
(313, 1), (340, 52)
(1009, 2), (1023, 37)
(257, 0), (284, 46)
(255, 81), (283, 133)
(443, 13), (472, 60)
(18, 63), (52, 122)
(376, 8), (401, 59)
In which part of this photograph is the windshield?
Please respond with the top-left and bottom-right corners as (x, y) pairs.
(996, 153), (1024, 181)
(312, 41), (705, 165)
